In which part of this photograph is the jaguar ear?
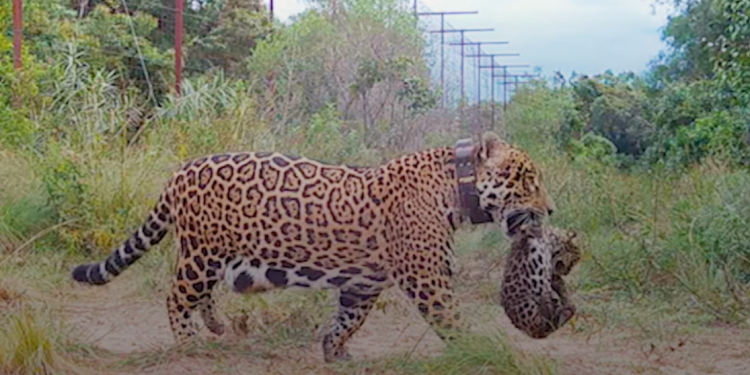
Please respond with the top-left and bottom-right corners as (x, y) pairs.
(476, 132), (508, 162)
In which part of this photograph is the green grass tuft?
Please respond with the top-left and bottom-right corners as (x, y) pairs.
(335, 330), (557, 375)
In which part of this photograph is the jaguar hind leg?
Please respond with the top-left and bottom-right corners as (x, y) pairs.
(167, 281), (200, 343)
(322, 287), (384, 363)
(167, 244), (226, 342)
(167, 276), (226, 341)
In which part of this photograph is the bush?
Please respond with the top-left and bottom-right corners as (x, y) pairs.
(557, 71), (750, 169)
(589, 94), (652, 158)
(559, 73), (655, 161)
(569, 132), (618, 166)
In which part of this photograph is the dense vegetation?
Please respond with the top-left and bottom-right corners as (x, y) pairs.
(1, 0), (749, 373)
(560, 0), (750, 169)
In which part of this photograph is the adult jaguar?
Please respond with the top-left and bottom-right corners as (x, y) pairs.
(71, 132), (556, 362)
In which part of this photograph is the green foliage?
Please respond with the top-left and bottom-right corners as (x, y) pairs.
(711, 0), (750, 106)
(569, 132), (618, 166)
(247, 1), (438, 153)
(652, 0), (721, 82)
(0, 152), (57, 250)
(38, 142), (90, 227)
(558, 67), (750, 168)
(589, 91), (652, 158)
(559, 73), (654, 165)
(70, 4), (171, 101)
(667, 109), (750, 165)
(0, 3), (55, 120)
(185, 0), (272, 75)
(287, 103), (377, 164)
(0, 106), (37, 148)
(549, 0), (749, 168)
(398, 76), (438, 115)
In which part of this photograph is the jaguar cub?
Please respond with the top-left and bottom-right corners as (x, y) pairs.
(500, 225), (580, 339)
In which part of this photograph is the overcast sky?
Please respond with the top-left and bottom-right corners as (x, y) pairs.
(272, 0), (674, 78)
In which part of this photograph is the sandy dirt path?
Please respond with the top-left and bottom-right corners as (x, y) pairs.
(58, 278), (750, 375)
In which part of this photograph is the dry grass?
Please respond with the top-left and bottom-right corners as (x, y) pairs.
(0, 284), (84, 375)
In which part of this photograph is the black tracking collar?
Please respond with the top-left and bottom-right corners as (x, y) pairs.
(454, 139), (493, 225)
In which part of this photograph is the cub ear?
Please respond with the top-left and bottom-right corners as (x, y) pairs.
(566, 230), (579, 243)
(476, 132), (508, 162)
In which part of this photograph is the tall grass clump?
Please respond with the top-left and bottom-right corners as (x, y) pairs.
(0, 303), (79, 375)
(342, 330), (557, 375)
(17, 68), (277, 256)
(409, 332), (556, 375)
(0, 151), (57, 252)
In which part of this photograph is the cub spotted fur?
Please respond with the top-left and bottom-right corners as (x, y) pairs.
(500, 225), (580, 339)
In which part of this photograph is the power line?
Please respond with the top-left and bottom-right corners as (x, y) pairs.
(418, 11), (478, 108)
(451, 41), (509, 106)
(175, 0), (183, 96)
(477, 60), (530, 127)
(13, 0), (22, 71)
(435, 28), (494, 105)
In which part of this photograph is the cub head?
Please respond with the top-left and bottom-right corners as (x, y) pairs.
(545, 227), (581, 276)
(472, 132), (556, 237)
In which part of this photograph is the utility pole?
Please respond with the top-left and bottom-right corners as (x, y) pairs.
(443, 28), (493, 106)
(420, 11), (478, 108)
(452, 41), (509, 106)
(502, 67), (507, 108)
(13, 0), (22, 71)
(492, 65), (531, 110)
(175, 0), (183, 96)
(473, 53), (520, 131)
(506, 73), (538, 100)
(270, 0), (273, 22)
(470, 52), (520, 106)
(479, 60), (529, 128)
